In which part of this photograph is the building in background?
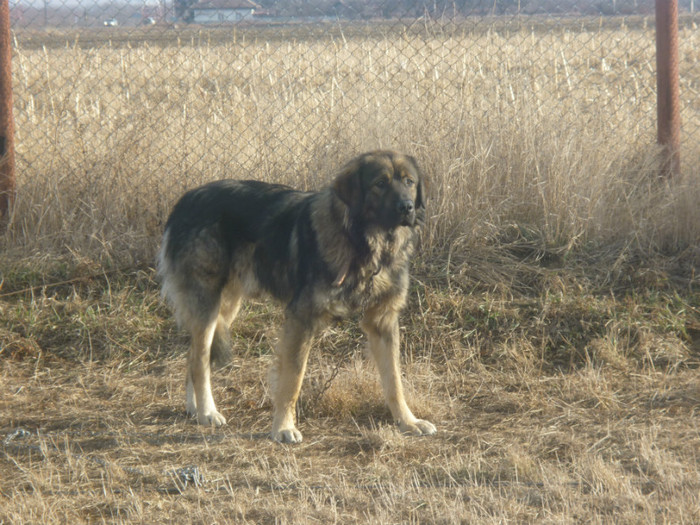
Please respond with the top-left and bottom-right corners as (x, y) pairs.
(178, 0), (260, 23)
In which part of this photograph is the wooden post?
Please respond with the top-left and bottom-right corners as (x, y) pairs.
(655, 0), (681, 176)
(0, 0), (15, 220)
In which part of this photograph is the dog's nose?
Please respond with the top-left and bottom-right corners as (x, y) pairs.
(397, 199), (415, 216)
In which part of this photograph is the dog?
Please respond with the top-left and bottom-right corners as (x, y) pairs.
(157, 150), (436, 443)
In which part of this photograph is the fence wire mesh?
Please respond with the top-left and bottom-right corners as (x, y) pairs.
(4, 0), (700, 264)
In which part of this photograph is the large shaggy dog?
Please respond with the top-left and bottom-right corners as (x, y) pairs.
(157, 150), (436, 443)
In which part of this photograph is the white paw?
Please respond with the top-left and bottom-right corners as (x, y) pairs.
(400, 418), (437, 436)
(271, 427), (303, 444)
(197, 410), (227, 427)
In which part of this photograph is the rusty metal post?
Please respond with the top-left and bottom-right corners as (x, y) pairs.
(0, 0), (15, 219)
(655, 0), (681, 176)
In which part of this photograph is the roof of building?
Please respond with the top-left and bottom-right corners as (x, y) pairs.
(192, 0), (260, 10)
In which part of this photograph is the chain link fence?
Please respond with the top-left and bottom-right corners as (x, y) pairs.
(4, 0), (700, 266)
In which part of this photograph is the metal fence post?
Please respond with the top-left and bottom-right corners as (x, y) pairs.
(655, 0), (681, 176)
(0, 0), (15, 220)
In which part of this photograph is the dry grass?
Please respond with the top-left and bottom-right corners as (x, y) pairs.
(4, 20), (700, 269)
(1, 19), (700, 524)
(1, 270), (699, 523)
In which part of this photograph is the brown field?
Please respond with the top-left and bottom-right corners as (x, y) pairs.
(1, 19), (699, 523)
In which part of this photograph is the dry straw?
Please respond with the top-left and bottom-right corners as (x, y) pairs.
(1, 23), (699, 525)
(2, 24), (700, 276)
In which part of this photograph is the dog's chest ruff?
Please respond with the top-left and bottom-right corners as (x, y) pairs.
(323, 228), (414, 318)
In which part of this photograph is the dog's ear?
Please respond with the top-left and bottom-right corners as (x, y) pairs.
(407, 155), (427, 222)
(332, 157), (364, 211)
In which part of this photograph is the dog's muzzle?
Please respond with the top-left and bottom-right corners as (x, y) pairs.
(397, 199), (416, 226)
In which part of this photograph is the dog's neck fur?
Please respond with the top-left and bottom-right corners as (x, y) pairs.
(311, 190), (414, 289)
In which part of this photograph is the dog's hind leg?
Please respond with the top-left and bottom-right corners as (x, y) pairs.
(186, 309), (228, 427)
(269, 314), (315, 443)
(361, 305), (436, 436)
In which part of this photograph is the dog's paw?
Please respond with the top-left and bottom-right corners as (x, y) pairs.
(197, 410), (227, 427)
(271, 427), (303, 444)
(400, 418), (437, 436)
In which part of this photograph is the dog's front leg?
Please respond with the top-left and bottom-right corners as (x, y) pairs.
(361, 308), (436, 436)
(269, 314), (314, 443)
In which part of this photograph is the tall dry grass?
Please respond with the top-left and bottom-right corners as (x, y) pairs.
(2, 22), (699, 524)
(2, 22), (700, 277)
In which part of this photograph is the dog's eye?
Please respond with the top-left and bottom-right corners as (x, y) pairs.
(375, 179), (388, 189)
(405, 178), (415, 187)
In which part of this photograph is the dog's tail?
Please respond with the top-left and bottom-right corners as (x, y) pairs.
(158, 228), (233, 369)
(156, 229), (233, 368)
(156, 229), (179, 315)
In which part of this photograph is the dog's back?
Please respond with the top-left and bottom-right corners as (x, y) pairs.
(162, 180), (307, 262)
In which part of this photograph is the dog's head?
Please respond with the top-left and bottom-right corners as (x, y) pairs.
(332, 150), (426, 231)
